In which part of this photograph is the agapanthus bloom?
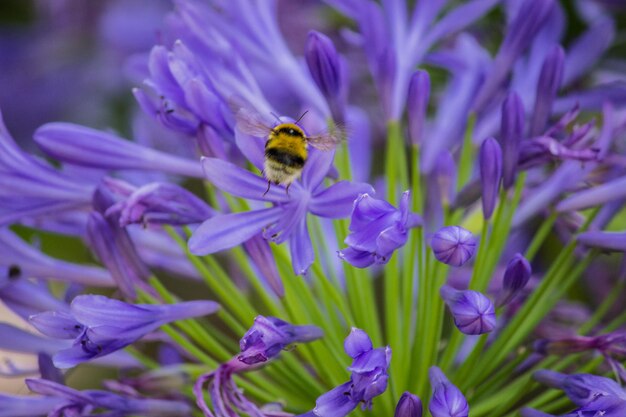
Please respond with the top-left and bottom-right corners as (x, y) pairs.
(431, 226), (477, 267)
(30, 294), (219, 368)
(310, 328), (391, 417)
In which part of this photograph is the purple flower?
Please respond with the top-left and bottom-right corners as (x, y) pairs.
(238, 316), (323, 365)
(194, 316), (322, 417)
(428, 366), (469, 417)
(312, 328), (391, 417)
(395, 392), (423, 417)
(431, 226), (477, 267)
(479, 137), (503, 219)
(497, 253), (532, 307)
(104, 178), (215, 227)
(338, 192), (422, 268)
(25, 378), (191, 417)
(440, 285), (496, 335)
(188, 139), (373, 275)
(29, 294), (219, 368)
(305, 31), (348, 123)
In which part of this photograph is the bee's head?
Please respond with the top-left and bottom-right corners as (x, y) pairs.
(273, 122), (306, 139)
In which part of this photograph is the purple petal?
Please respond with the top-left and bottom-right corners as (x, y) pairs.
(577, 231), (626, 252)
(376, 223), (408, 259)
(479, 137), (503, 219)
(344, 328), (373, 358)
(243, 235), (284, 297)
(0, 393), (65, 417)
(337, 247), (376, 268)
(301, 149), (335, 191)
(314, 382), (359, 417)
(530, 45), (565, 136)
(201, 157), (291, 203)
(500, 92), (525, 189)
(34, 123), (203, 178)
(407, 70), (430, 145)
(347, 193), (395, 231)
(557, 176), (626, 212)
(563, 16), (615, 86)
(29, 311), (83, 340)
(289, 217), (315, 275)
(310, 181), (375, 218)
(0, 323), (68, 354)
(189, 207), (283, 255)
(347, 107), (372, 183)
(235, 128), (266, 172)
(395, 392), (423, 417)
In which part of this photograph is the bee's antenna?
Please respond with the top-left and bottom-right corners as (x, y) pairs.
(295, 110), (309, 124)
(270, 112), (282, 124)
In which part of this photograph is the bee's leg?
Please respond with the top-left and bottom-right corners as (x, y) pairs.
(285, 183), (291, 196)
(263, 180), (271, 196)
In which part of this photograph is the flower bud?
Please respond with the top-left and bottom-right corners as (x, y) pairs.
(479, 137), (503, 219)
(497, 253), (532, 307)
(530, 45), (565, 137)
(344, 327), (373, 358)
(305, 31), (347, 122)
(440, 285), (496, 335)
(500, 92), (524, 189)
(431, 226), (477, 267)
(395, 392), (422, 417)
(407, 70), (430, 146)
(428, 366), (469, 417)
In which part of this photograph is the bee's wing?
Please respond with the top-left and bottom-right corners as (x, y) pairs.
(234, 107), (273, 137)
(306, 126), (346, 151)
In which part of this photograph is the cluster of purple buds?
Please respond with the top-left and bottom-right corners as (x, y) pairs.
(194, 316), (323, 417)
(29, 294), (219, 368)
(339, 192), (422, 268)
(309, 328), (391, 417)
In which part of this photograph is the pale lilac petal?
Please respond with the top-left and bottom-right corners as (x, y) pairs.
(337, 247), (376, 268)
(189, 207), (283, 255)
(201, 157), (291, 203)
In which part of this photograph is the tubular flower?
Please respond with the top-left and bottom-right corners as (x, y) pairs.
(339, 192), (422, 268)
(308, 328), (391, 417)
(29, 294), (220, 368)
(194, 316), (323, 417)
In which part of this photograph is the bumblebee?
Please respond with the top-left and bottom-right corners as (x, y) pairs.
(235, 108), (342, 194)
